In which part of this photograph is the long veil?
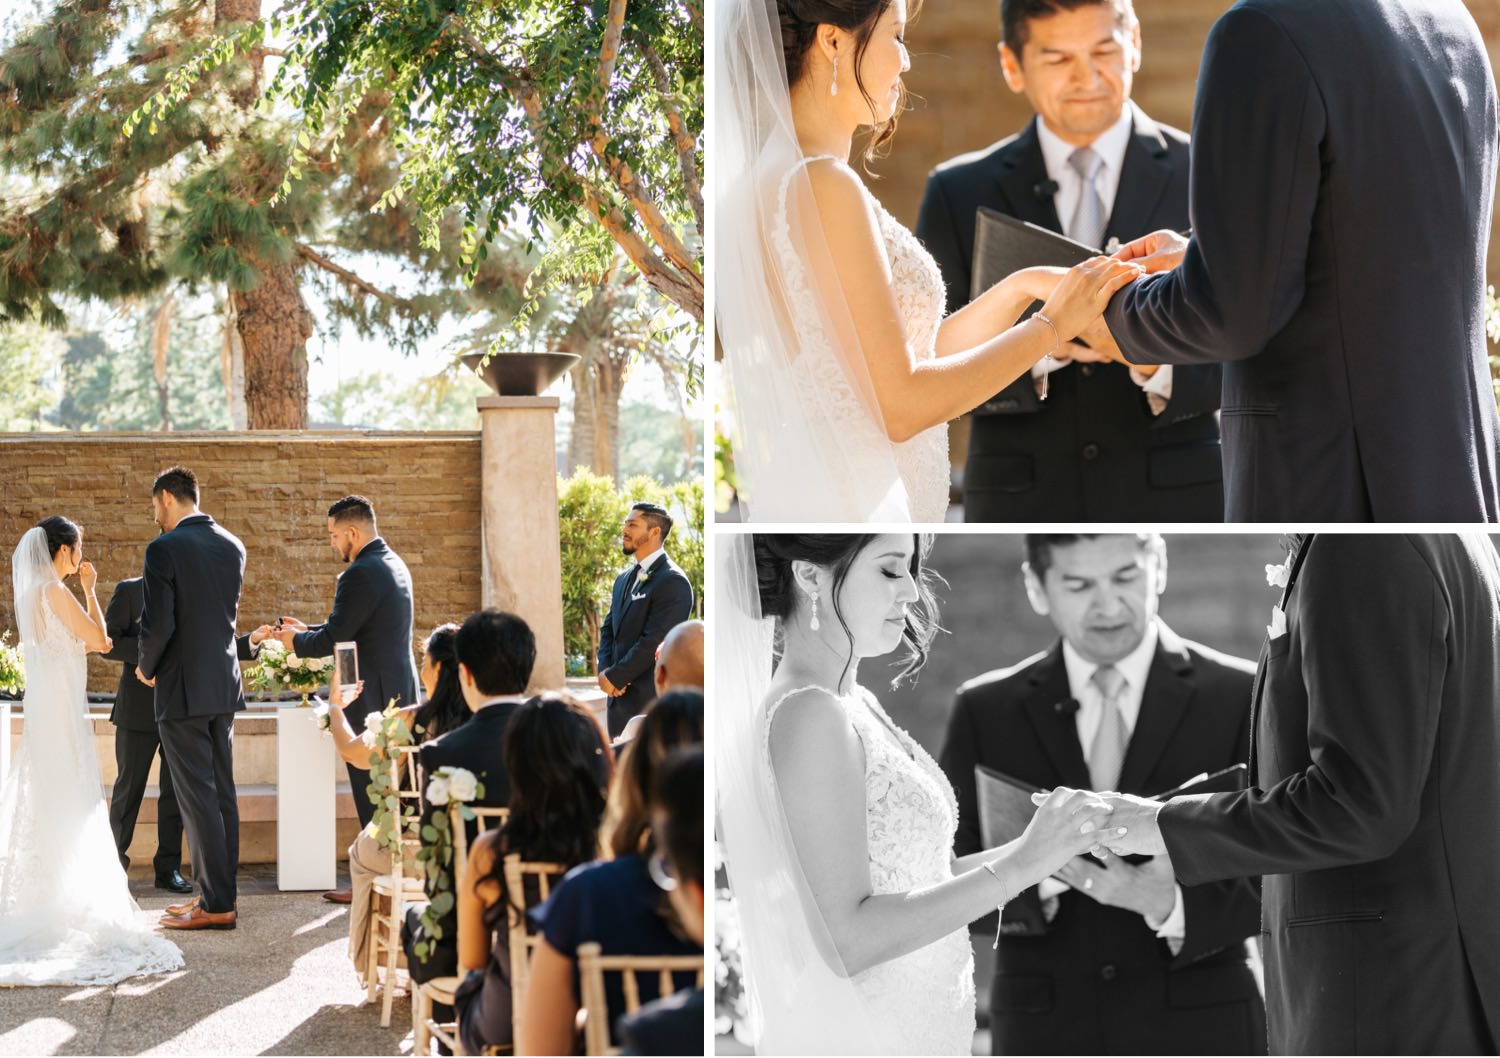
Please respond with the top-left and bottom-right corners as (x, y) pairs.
(712, 0), (912, 522)
(714, 535), (884, 1054)
(11, 526), (54, 646)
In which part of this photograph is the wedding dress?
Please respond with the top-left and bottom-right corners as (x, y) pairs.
(768, 157), (952, 524)
(0, 529), (183, 986)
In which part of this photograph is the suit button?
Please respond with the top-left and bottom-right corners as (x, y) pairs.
(1082, 443), (1101, 460)
(1080, 364), (1094, 377)
(1100, 964), (1117, 981)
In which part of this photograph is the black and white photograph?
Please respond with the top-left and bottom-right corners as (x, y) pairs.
(714, 532), (1500, 1055)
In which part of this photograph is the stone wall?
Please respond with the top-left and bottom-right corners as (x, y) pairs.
(0, 432), (483, 695)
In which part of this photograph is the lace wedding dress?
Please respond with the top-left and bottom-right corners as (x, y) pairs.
(760, 683), (975, 1055)
(0, 532), (183, 986)
(767, 156), (952, 523)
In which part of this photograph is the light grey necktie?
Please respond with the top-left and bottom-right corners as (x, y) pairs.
(1068, 146), (1107, 250)
(1088, 664), (1128, 791)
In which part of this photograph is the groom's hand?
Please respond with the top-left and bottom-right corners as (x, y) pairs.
(279, 616), (309, 633)
(1095, 792), (1168, 856)
(1054, 852), (1176, 923)
(135, 665), (156, 688)
(1112, 229), (1188, 273)
(273, 627), (299, 650)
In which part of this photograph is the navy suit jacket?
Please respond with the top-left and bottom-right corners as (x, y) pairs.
(139, 514), (247, 722)
(293, 537), (419, 736)
(597, 553), (694, 717)
(1105, 0), (1500, 520)
(917, 104), (1224, 522)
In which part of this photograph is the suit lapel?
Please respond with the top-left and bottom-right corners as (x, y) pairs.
(1021, 643), (1091, 788)
(996, 119), (1064, 233)
(1104, 104), (1174, 246)
(1116, 624), (1193, 794)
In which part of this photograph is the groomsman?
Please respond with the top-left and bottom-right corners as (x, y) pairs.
(277, 495), (418, 900)
(104, 577), (192, 894)
(916, 0), (1223, 521)
(938, 534), (1265, 1055)
(597, 503), (694, 738)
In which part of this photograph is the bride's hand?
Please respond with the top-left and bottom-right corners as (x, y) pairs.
(1018, 787), (1123, 880)
(1002, 265), (1067, 305)
(78, 562), (98, 594)
(1036, 257), (1143, 344)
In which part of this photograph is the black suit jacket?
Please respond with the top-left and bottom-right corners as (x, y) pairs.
(916, 105), (1224, 522)
(1105, 0), (1500, 520)
(293, 537), (419, 736)
(104, 578), (155, 732)
(139, 514), (248, 722)
(618, 987), (704, 1057)
(597, 554), (694, 718)
(1160, 535), (1500, 1053)
(940, 622), (1265, 1055)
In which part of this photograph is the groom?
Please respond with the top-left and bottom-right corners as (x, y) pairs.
(1096, 535), (1500, 1052)
(138, 466), (254, 931)
(1097, 0), (1500, 520)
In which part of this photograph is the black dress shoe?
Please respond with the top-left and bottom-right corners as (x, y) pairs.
(155, 870), (194, 894)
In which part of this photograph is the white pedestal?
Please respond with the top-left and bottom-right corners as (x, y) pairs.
(276, 704), (337, 891)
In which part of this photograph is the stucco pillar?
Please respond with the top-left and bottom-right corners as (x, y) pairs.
(477, 396), (564, 692)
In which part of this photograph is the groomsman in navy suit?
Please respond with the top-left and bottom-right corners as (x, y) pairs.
(917, 0), (1223, 521)
(597, 503), (694, 738)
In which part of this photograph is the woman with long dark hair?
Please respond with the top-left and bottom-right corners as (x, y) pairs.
(717, 534), (1122, 1053)
(452, 693), (614, 1053)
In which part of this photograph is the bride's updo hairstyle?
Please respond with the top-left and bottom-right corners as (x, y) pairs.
(779, 0), (920, 162)
(37, 516), (81, 560)
(753, 533), (941, 685)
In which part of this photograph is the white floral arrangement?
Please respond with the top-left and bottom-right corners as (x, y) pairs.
(244, 638), (331, 705)
(0, 631), (24, 696)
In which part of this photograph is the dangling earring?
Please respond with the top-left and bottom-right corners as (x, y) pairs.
(809, 593), (821, 631)
(830, 55), (839, 97)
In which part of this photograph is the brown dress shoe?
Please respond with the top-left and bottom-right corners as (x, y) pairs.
(164, 895), (200, 916)
(161, 905), (237, 930)
(322, 888), (353, 904)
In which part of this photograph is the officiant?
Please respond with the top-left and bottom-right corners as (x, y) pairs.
(938, 534), (1264, 1055)
(916, 0), (1223, 522)
(275, 495), (418, 902)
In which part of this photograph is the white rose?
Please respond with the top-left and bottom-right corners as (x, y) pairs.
(306, 657), (327, 673)
(286, 656), (303, 670)
(446, 768), (478, 803)
(426, 775), (451, 806)
(363, 711), (384, 733)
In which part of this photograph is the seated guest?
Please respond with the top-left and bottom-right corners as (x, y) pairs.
(454, 694), (614, 1055)
(516, 690), (704, 1056)
(653, 620), (704, 695)
(619, 747), (704, 1056)
(403, 609), (536, 985)
(335, 622), (470, 977)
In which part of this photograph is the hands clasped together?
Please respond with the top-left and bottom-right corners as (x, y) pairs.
(1006, 229), (1190, 368)
(1020, 787), (1172, 908)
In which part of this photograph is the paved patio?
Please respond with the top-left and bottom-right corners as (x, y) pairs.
(0, 867), (415, 1056)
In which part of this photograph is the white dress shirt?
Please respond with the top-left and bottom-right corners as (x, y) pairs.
(1038, 620), (1186, 949)
(632, 547), (666, 579)
(1030, 108), (1174, 410)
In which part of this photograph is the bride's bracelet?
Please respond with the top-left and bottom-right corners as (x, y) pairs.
(980, 860), (1010, 950)
(1032, 312), (1060, 401)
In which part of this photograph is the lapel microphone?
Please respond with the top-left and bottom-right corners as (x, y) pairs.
(1054, 697), (1080, 718)
(1034, 179), (1061, 199)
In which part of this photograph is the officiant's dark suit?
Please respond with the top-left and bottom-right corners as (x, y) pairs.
(917, 102), (1224, 522)
(1158, 535), (1500, 1053)
(939, 620), (1265, 1055)
(140, 513), (249, 917)
(1104, 0), (1500, 520)
(293, 537), (419, 828)
(597, 552), (694, 737)
(104, 577), (185, 882)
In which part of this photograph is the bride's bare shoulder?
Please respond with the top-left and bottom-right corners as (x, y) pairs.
(766, 684), (860, 772)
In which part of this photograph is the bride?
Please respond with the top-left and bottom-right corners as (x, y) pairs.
(717, 534), (1124, 1054)
(0, 518), (183, 985)
(714, 0), (1141, 522)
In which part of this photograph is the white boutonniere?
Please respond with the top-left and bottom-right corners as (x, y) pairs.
(636, 565), (651, 585)
(1265, 556), (1293, 590)
(1267, 604), (1287, 640)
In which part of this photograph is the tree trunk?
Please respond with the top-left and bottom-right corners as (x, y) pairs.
(596, 355), (628, 484)
(234, 260), (313, 429)
(568, 358), (597, 476)
(221, 291), (248, 429)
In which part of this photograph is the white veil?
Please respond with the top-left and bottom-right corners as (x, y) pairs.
(714, 534), (885, 1054)
(712, 0), (912, 522)
(11, 527), (55, 648)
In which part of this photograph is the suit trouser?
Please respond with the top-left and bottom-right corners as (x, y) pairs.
(109, 726), (184, 875)
(157, 712), (239, 913)
(607, 696), (649, 739)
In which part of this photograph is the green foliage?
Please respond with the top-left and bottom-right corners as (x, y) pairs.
(0, 630), (24, 695)
(0, 319), (60, 430)
(616, 396), (702, 483)
(312, 366), (491, 430)
(364, 700), (416, 856)
(557, 467), (704, 668)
